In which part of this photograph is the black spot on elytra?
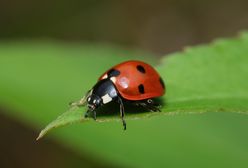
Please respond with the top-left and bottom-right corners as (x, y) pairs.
(108, 69), (120, 77)
(138, 84), (145, 94)
(136, 65), (146, 73)
(159, 77), (165, 89)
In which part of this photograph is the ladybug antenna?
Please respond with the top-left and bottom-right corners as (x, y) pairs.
(69, 89), (92, 107)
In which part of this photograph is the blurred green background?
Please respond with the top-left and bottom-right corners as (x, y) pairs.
(1, 0), (248, 168)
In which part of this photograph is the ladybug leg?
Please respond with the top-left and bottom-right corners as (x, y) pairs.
(134, 99), (161, 112)
(69, 90), (92, 107)
(84, 109), (97, 120)
(133, 101), (149, 111)
(146, 99), (161, 112)
(137, 102), (156, 112)
(84, 110), (89, 118)
(118, 97), (126, 130)
(93, 110), (97, 120)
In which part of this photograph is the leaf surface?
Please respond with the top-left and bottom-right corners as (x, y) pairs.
(0, 33), (248, 167)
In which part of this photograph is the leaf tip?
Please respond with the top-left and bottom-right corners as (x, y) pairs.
(36, 132), (44, 141)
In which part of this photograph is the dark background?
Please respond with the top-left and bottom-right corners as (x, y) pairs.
(1, 0), (248, 167)
(1, 0), (248, 55)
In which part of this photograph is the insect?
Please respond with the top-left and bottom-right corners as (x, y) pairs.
(71, 60), (165, 130)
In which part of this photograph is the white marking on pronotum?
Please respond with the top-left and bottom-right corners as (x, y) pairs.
(93, 99), (96, 104)
(102, 94), (112, 104)
(102, 74), (108, 79)
(110, 77), (116, 83)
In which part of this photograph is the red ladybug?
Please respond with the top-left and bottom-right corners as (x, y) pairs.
(72, 60), (165, 130)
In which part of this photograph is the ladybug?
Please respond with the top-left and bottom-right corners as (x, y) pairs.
(71, 60), (165, 130)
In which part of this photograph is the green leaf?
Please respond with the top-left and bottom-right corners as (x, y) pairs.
(158, 33), (248, 114)
(36, 106), (86, 140)
(1, 33), (248, 167)
(36, 32), (248, 139)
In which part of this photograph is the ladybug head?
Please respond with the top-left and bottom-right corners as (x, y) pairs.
(87, 93), (102, 111)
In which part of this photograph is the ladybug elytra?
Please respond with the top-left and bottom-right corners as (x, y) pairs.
(71, 60), (165, 130)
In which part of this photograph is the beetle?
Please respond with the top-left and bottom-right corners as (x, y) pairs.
(71, 60), (165, 130)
